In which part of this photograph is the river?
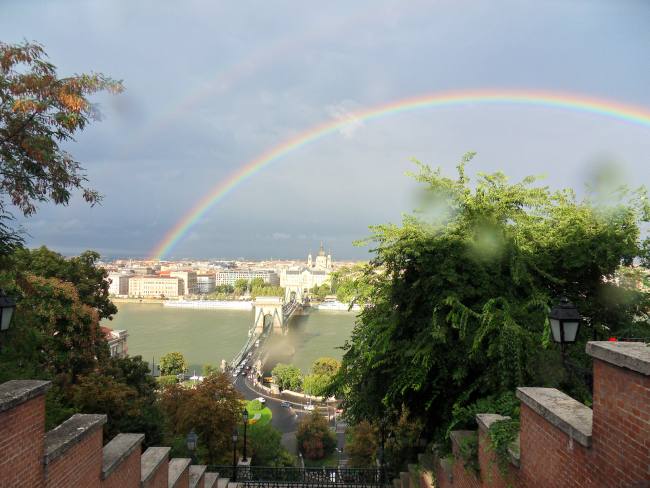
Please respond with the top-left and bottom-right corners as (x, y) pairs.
(103, 303), (357, 374)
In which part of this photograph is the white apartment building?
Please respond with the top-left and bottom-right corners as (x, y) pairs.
(214, 269), (280, 286)
(107, 273), (130, 296)
(170, 271), (198, 295)
(128, 276), (184, 298)
(196, 274), (216, 294)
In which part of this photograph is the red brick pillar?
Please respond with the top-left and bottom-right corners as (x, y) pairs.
(0, 380), (51, 488)
(586, 341), (650, 487)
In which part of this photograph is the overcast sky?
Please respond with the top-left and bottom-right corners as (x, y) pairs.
(2, 0), (649, 260)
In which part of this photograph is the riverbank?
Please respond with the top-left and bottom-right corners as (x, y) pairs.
(164, 299), (252, 310)
(111, 297), (164, 305)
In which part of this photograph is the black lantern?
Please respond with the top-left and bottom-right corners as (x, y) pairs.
(232, 427), (239, 481)
(242, 408), (249, 461)
(0, 290), (16, 332)
(186, 429), (198, 451)
(549, 297), (581, 345)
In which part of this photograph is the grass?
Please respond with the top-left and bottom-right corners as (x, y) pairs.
(245, 399), (272, 427)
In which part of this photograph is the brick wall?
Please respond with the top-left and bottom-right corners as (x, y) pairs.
(142, 456), (169, 488)
(436, 341), (650, 488)
(0, 381), (50, 488)
(44, 427), (103, 488)
(590, 358), (650, 487)
(102, 441), (142, 488)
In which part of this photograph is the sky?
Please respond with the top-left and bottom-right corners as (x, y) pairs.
(2, 0), (649, 260)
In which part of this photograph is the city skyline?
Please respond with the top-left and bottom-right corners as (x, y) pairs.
(2, 1), (649, 259)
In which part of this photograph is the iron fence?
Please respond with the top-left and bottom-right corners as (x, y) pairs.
(207, 466), (390, 487)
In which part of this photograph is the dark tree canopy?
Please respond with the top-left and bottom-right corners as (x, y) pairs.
(331, 154), (650, 443)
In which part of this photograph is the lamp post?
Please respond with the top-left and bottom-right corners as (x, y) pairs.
(186, 429), (198, 464)
(0, 289), (17, 332)
(242, 408), (249, 461)
(232, 427), (239, 482)
(549, 297), (581, 357)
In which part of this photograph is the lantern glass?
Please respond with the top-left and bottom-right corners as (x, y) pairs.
(550, 318), (561, 342)
(1, 307), (13, 331)
(563, 321), (580, 343)
(232, 429), (238, 443)
(242, 409), (249, 422)
(186, 430), (198, 451)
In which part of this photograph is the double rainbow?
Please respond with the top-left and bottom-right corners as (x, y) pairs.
(149, 89), (650, 260)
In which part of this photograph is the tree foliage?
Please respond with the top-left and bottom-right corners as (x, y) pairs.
(0, 41), (122, 243)
(331, 154), (650, 444)
(272, 363), (303, 391)
(160, 352), (188, 376)
(248, 424), (294, 467)
(346, 420), (378, 468)
(159, 373), (243, 464)
(296, 411), (337, 460)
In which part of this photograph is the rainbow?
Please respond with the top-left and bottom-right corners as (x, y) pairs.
(149, 89), (650, 260)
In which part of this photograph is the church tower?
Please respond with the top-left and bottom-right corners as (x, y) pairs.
(307, 251), (312, 268)
(315, 241), (328, 269)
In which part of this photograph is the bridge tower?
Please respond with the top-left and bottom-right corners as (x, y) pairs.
(253, 296), (285, 336)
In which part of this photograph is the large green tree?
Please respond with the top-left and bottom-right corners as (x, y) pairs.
(331, 153), (650, 443)
(271, 363), (303, 391)
(0, 41), (122, 247)
(160, 352), (188, 376)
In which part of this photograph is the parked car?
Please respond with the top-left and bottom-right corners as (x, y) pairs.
(304, 404), (315, 411)
(256, 397), (266, 404)
(281, 401), (290, 408)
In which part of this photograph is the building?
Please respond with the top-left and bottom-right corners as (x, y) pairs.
(169, 271), (198, 295)
(101, 326), (128, 358)
(107, 273), (130, 296)
(128, 276), (184, 298)
(280, 243), (333, 300)
(214, 269), (280, 286)
(196, 273), (216, 294)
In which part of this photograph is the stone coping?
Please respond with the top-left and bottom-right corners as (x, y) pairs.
(169, 458), (192, 487)
(141, 447), (170, 484)
(586, 341), (650, 376)
(102, 433), (145, 480)
(189, 465), (207, 488)
(449, 430), (477, 453)
(44, 413), (107, 464)
(517, 387), (592, 448)
(0, 380), (51, 413)
(475, 413), (509, 432)
(203, 472), (219, 488)
(438, 457), (453, 483)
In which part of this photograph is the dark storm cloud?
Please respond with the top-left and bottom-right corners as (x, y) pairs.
(2, 0), (649, 259)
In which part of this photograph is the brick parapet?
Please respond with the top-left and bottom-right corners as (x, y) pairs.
(140, 447), (170, 488)
(0, 382), (49, 488)
(102, 433), (145, 487)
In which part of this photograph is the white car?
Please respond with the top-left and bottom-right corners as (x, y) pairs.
(304, 404), (315, 411)
(256, 397), (266, 404)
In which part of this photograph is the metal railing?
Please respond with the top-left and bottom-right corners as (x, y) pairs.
(207, 466), (390, 487)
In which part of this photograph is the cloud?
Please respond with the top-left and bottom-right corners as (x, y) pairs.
(326, 100), (365, 139)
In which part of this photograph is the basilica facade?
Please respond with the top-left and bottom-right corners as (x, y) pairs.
(280, 243), (333, 301)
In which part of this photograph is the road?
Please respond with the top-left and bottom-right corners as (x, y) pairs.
(233, 375), (298, 434)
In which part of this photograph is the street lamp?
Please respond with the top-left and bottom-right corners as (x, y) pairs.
(232, 427), (239, 482)
(186, 430), (198, 463)
(242, 408), (249, 461)
(0, 290), (16, 332)
(549, 297), (581, 348)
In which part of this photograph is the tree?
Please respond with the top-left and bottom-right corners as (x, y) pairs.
(296, 411), (336, 460)
(331, 153), (650, 444)
(11, 246), (116, 319)
(346, 421), (378, 468)
(303, 374), (331, 398)
(311, 357), (341, 377)
(0, 41), (122, 244)
(159, 373), (243, 464)
(203, 364), (220, 377)
(234, 278), (249, 294)
(160, 352), (187, 376)
(271, 363), (303, 391)
(248, 424), (294, 466)
(250, 277), (265, 289)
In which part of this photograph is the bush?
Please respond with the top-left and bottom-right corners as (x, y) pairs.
(250, 399), (263, 411)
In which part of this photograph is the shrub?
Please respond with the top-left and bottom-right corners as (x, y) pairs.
(157, 375), (179, 387)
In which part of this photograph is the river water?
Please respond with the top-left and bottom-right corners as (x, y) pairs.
(104, 303), (356, 374)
